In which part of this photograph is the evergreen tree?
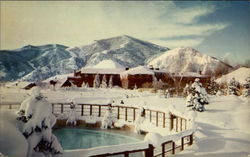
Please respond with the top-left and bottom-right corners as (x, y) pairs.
(207, 80), (219, 95)
(133, 84), (137, 90)
(227, 77), (239, 95)
(108, 75), (113, 88)
(186, 78), (208, 112)
(243, 76), (250, 97)
(93, 73), (100, 88)
(183, 83), (191, 97)
(152, 75), (158, 89)
(101, 75), (107, 88)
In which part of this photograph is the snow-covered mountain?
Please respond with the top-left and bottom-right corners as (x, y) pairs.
(0, 36), (168, 82)
(148, 47), (233, 75)
(67, 35), (169, 68)
(0, 44), (85, 81)
(216, 67), (250, 84)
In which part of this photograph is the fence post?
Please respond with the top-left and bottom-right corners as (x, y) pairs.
(189, 134), (193, 145)
(133, 108), (136, 121)
(117, 106), (120, 119)
(163, 112), (166, 128)
(81, 104), (84, 116)
(150, 110), (152, 122)
(52, 104), (54, 113)
(170, 114), (173, 131)
(180, 118), (183, 131)
(181, 137), (184, 151)
(162, 143), (165, 157)
(185, 119), (187, 130)
(90, 105), (93, 116)
(145, 144), (154, 157)
(156, 112), (159, 127)
(125, 107), (128, 121)
(176, 117), (178, 132)
(61, 104), (63, 113)
(172, 141), (175, 155)
(98, 106), (101, 117)
(124, 152), (129, 157)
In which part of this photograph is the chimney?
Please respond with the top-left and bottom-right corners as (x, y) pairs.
(149, 65), (154, 70)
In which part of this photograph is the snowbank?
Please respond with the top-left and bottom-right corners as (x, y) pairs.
(0, 110), (28, 157)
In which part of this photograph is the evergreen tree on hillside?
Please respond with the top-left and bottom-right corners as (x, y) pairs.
(227, 77), (239, 95)
(243, 76), (250, 97)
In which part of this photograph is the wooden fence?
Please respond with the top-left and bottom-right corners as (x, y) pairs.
(89, 133), (194, 157)
(51, 103), (187, 132)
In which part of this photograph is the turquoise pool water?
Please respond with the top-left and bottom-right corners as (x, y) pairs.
(53, 128), (141, 150)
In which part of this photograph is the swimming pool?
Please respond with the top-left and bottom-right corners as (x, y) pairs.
(53, 128), (141, 150)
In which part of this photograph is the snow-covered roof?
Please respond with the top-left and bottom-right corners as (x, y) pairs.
(81, 60), (125, 74)
(216, 67), (250, 84)
(121, 66), (154, 76)
(5, 81), (31, 88)
(81, 68), (125, 74)
(91, 60), (125, 69)
(43, 73), (74, 83)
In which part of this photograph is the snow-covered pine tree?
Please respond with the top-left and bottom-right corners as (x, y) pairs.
(84, 82), (89, 88)
(186, 78), (209, 112)
(93, 73), (100, 88)
(101, 104), (115, 129)
(133, 84), (137, 90)
(207, 79), (219, 95)
(227, 77), (239, 95)
(108, 75), (113, 88)
(101, 75), (107, 88)
(183, 83), (191, 97)
(81, 81), (85, 88)
(158, 79), (163, 89)
(164, 89), (170, 98)
(243, 76), (250, 97)
(16, 87), (62, 156)
(66, 100), (78, 126)
(152, 75), (158, 89)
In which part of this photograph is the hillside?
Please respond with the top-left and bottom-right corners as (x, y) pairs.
(216, 67), (250, 84)
(148, 47), (233, 75)
(68, 35), (169, 68)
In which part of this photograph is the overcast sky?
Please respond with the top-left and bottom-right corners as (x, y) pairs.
(1, 1), (249, 64)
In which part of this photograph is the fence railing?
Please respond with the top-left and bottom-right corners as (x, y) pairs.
(51, 103), (187, 132)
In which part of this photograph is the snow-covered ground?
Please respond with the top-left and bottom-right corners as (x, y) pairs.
(0, 86), (249, 157)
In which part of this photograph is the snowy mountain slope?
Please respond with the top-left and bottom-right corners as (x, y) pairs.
(1, 36), (168, 81)
(68, 35), (169, 68)
(148, 47), (233, 75)
(89, 59), (125, 69)
(216, 67), (250, 84)
(0, 44), (86, 81)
